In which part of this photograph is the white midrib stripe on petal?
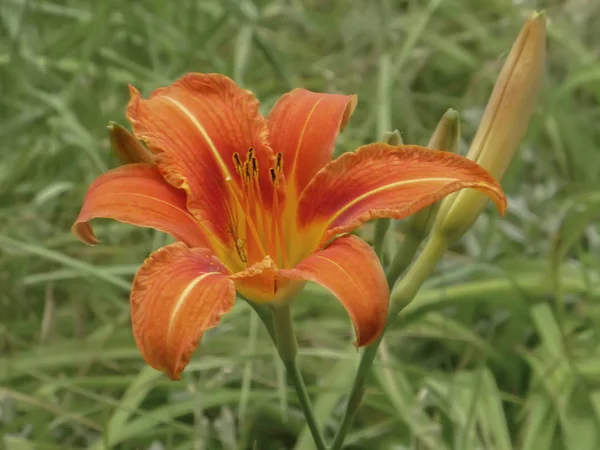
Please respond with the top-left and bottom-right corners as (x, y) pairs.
(163, 96), (233, 180)
(289, 97), (322, 182)
(168, 272), (221, 338)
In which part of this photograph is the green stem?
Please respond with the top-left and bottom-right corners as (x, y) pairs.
(287, 361), (327, 450)
(271, 305), (327, 450)
(388, 233), (448, 318)
(330, 234), (448, 450)
(329, 337), (379, 449)
(373, 218), (391, 257)
(272, 304), (298, 361)
(385, 230), (422, 287)
(242, 296), (276, 343)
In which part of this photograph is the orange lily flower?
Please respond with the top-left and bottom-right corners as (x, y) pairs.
(72, 73), (506, 380)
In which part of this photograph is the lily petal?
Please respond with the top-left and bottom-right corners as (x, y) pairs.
(279, 235), (388, 346)
(268, 89), (357, 196)
(297, 144), (507, 245)
(126, 73), (274, 244)
(131, 242), (235, 380)
(72, 164), (209, 248)
(230, 256), (281, 304)
(229, 256), (306, 304)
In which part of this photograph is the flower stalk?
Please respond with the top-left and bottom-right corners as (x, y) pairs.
(271, 304), (298, 362)
(271, 304), (327, 450)
(331, 12), (545, 449)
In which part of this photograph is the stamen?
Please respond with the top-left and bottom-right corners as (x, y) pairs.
(242, 161), (251, 184)
(270, 180), (289, 268)
(277, 216), (289, 268)
(247, 147), (254, 160)
(224, 177), (267, 260)
(275, 152), (283, 174)
(251, 157), (258, 178)
(235, 238), (247, 262)
(269, 168), (277, 184)
(224, 189), (247, 264)
(232, 153), (243, 174)
(245, 167), (257, 224)
(250, 162), (268, 245)
(243, 169), (257, 257)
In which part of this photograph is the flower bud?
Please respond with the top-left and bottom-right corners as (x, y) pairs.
(428, 108), (460, 154)
(404, 108), (461, 240)
(434, 12), (546, 243)
(108, 121), (152, 165)
(381, 129), (404, 146)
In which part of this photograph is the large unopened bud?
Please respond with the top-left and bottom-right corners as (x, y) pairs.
(434, 12), (546, 242)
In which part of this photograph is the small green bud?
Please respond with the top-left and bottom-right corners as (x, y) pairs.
(404, 108), (461, 240)
(108, 121), (152, 165)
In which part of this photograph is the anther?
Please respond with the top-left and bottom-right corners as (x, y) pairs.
(244, 161), (251, 182)
(233, 153), (243, 174)
(247, 147), (254, 160)
(269, 168), (277, 183)
(251, 157), (258, 177)
(235, 238), (247, 263)
(275, 152), (283, 174)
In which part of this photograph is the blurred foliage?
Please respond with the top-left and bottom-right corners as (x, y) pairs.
(2, 0), (600, 449)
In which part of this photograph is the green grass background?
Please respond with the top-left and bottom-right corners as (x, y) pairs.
(2, 0), (600, 449)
